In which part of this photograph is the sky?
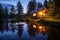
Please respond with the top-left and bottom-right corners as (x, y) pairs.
(0, 0), (44, 13)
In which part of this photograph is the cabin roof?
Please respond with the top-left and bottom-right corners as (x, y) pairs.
(30, 9), (38, 13)
(30, 7), (47, 14)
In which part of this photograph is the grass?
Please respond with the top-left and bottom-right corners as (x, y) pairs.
(44, 17), (60, 23)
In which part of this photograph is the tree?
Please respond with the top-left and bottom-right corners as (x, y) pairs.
(16, 1), (23, 21)
(44, 0), (48, 9)
(47, 0), (56, 18)
(53, 0), (60, 19)
(10, 5), (15, 14)
(10, 5), (15, 18)
(38, 2), (42, 8)
(0, 4), (4, 18)
(53, 0), (60, 7)
(49, 0), (51, 2)
(5, 7), (8, 18)
(27, 0), (36, 15)
(48, 0), (60, 18)
(17, 1), (23, 16)
(0, 4), (4, 31)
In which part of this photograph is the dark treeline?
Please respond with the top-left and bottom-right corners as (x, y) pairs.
(0, 4), (4, 31)
(47, 0), (60, 19)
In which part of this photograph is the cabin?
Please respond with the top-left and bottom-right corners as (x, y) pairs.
(30, 7), (48, 19)
(30, 9), (38, 19)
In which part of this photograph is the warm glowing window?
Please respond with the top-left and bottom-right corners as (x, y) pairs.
(38, 26), (43, 29)
(33, 25), (36, 28)
(43, 9), (46, 12)
(38, 11), (43, 16)
(37, 11), (46, 18)
(33, 13), (36, 16)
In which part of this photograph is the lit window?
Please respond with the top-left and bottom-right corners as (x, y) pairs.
(38, 26), (43, 29)
(37, 11), (46, 18)
(38, 12), (43, 16)
(33, 13), (36, 16)
(33, 25), (36, 28)
(43, 9), (46, 12)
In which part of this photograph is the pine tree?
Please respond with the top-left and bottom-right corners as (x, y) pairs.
(0, 4), (4, 28)
(49, 0), (51, 2)
(53, 0), (60, 19)
(5, 7), (8, 18)
(27, 0), (36, 15)
(10, 5), (15, 18)
(53, 0), (60, 7)
(10, 5), (15, 14)
(44, 0), (48, 9)
(0, 4), (4, 18)
(17, 1), (23, 16)
(48, 0), (56, 18)
(16, 1), (23, 21)
(38, 2), (42, 8)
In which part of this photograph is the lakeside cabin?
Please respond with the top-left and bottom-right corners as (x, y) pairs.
(30, 7), (48, 19)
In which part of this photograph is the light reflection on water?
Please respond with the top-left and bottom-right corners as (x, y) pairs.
(0, 22), (48, 40)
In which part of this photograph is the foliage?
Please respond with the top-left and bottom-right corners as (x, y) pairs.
(48, 1), (56, 17)
(0, 4), (4, 27)
(17, 1), (23, 15)
(53, 0), (60, 7)
(4, 7), (8, 18)
(16, 1), (23, 21)
(53, 0), (60, 19)
(27, 0), (36, 15)
(48, 0), (60, 19)
(44, 0), (48, 9)
(38, 2), (42, 8)
(0, 4), (4, 18)
(10, 5), (15, 14)
(10, 5), (15, 18)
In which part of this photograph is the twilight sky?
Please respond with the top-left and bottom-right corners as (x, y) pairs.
(0, 0), (44, 13)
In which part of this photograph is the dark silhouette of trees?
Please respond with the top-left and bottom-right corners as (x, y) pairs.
(49, 0), (51, 2)
(38, 2), (42, 8)
(4, 7), (8, 18)
(17, 24), (23, 37)
(16, 1), (23, 21)
(5, 22), (9, 32)
(3, 7), (9, 32)
(27, 0), (36, 15)
(48, 0), (56, 17)
(10, 5), (15, 18)
(44, 0), (48, 9)
(0, 4), (4, 33)
(28, 24), (36, 37)
(53, 0), (60, 7)
(17, 1), (23, 16)
(10, 5), (15, 15)
(48, 0), (60, 18)
(0, 4), (4, 19)
(53, 0), (60, 19)
(11, 26), (15, 32)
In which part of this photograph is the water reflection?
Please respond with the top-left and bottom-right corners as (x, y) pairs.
(0, 20), (48, 40)
(37, 25), (48, 35)
(17, 24), (23, 37)
(5, 21), (9, 32)
(28, 24), (36, 37)
(11, 25), (15, 32)
(48, 27), (60, 40)
(28, 23), (48, 35)
(0, 18), (3, 33)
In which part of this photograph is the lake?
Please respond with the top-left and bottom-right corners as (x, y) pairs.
(0, 19), (60, 40)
